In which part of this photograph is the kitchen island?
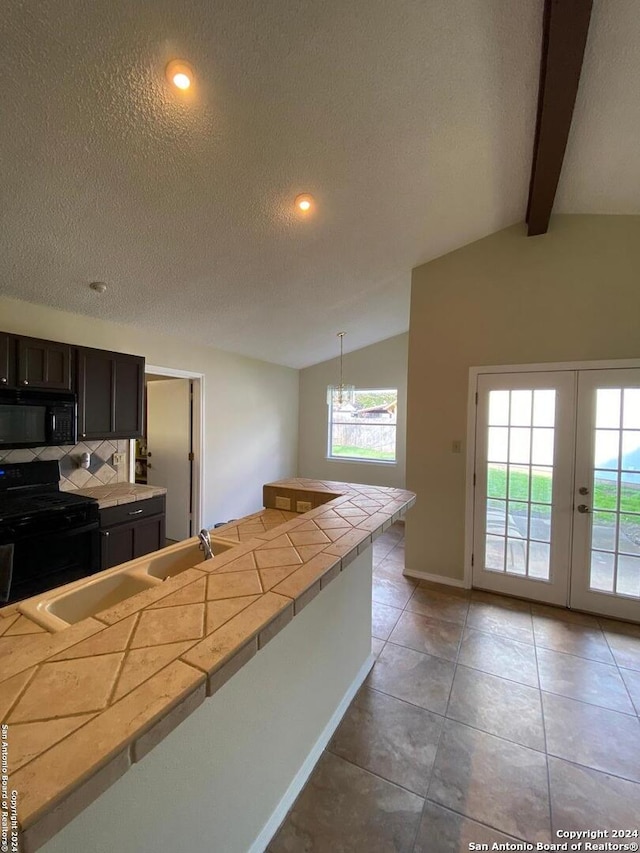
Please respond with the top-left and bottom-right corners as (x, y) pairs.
(0, 478), (415, 853)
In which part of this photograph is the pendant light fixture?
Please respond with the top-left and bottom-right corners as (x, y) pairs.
(327, 332), (356, 409)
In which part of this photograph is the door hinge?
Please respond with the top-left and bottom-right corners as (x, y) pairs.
(475, 392), (478, 405)
(471, 553), (474, 567)
(188, 452), (195, 461)
(473, 472), (476, 487)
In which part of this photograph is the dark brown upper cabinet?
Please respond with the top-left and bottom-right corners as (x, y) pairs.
(16, 337), (73, 390)
(0, 333), (11, 387)
(77, 347), (145, 440)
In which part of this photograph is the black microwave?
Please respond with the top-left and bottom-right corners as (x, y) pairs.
(0, 389), (77, 448)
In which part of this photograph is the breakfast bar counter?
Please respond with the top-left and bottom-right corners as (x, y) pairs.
(0, 478), (414, 852)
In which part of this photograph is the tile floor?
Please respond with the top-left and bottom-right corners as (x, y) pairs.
(269, 523), (640, 852)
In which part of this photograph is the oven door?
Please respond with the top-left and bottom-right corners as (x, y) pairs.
(3, 522), (100, 604)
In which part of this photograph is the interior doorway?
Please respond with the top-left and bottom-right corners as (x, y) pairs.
(467, 361), (640, 622)
(131, 365), (204, 543)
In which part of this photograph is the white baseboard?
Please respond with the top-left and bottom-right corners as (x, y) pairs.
(248, 652), (376, 853)
(403, 569), (467, 589)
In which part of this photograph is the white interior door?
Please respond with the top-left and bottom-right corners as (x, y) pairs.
(472, 372), (576, 605)
(146, 378), (192, 542)
(570, 369), (640, 620)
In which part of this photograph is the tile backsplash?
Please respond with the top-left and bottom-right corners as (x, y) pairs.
(0, 440), (130, 490)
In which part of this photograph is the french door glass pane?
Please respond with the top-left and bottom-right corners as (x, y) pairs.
(595, 431), (619, 468)
(489, 391), (510, 425)
(508, 466), (529, 500)
(487, 499), (506, 534)
(486, 535), (506, 570)
(533, 390), (555, 427)
(589, 388), (640, 598)
(595, 389), (621, 428)
(487, 465), (507, 498)
(591, 551), (615, 592)
(618, 555), (640, 597)
(484, 389), (555, 580)
(529, 541), (551, 579)
(593, 476), (617, 510)
(592, 511), (616, 551)
(623, 389), (640, 429)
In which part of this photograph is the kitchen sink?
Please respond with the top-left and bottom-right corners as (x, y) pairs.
(18, 534), (237, 632)
(47, 573), (156, 626)
(18, 567), (158, 632)
(140, 537), (234, 581)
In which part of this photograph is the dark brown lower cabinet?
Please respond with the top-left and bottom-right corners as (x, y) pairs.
(99, 496), (166, 571)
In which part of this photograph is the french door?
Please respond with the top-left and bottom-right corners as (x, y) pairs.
(472, 367), (640, 621)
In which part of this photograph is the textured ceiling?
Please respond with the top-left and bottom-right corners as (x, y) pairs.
(1, 0), (638, 368)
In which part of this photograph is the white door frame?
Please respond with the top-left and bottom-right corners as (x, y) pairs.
(131, 364), (205, 534)
(464, 358), (640, 591)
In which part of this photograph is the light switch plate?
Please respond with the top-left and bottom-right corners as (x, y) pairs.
(112, 452), (127, 466)
(296, 500), (313, 513)
(275, 496), (291, 510)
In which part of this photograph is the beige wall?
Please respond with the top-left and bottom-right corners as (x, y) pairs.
(406, 215), (640, 581)
(0, 296), (298, 526)
(298, 333), (408, 489)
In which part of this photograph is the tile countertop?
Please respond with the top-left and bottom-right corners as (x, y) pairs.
(68, 482), (167, 509)
(0, 478), (415, 852)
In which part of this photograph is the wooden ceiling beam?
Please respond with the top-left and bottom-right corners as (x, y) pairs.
(526, 0), (593, 236)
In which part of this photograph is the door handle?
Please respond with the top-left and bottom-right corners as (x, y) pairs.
(577, 504), (591, 514)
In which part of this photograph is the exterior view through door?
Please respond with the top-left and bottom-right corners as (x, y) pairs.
(471, 365), (640, 622)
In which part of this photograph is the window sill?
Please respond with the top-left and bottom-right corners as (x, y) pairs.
(326, 456), (397, 466)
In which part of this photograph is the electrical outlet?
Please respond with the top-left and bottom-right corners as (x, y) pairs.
(275, 496), (291, 510)
(112, 452), (127, 466)
(296, 500), (313, 513)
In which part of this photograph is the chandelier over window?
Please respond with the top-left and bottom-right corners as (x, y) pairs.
(327, 332), (355, 410)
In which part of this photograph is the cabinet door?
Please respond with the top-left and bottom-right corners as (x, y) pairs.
(17, 337), (72, 390)
(100, 514), (164, 570)
(113, 354), (144, 437)
(133, 515), (165, 559)
(100, 526), (135, 571)
(0, 333), (11, 387)
(78, 347), (145, 439)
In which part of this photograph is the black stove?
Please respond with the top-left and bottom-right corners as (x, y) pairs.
(0, 461), (100, 604)
(0, 490), (97, 522)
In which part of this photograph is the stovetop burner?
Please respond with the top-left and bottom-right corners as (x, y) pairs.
(0, 461), (97, 523)
(0, 490), (96, 522)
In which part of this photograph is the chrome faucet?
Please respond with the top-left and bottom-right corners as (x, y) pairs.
(198, 529), (214, 560)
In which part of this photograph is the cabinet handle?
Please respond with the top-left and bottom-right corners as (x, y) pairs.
(22, 380), (29, 386)
(0, 377), (6, 384)
(128, 509), (143, 516)
(101, 531), (110, 537)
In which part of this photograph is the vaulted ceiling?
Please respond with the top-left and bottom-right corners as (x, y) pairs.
(1, 0), (638, 368)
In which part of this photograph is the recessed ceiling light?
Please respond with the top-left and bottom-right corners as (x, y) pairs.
(295, 193), (314, 214)
(166, 60), (194, 91)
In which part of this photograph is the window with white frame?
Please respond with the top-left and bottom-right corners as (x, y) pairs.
(327, 389), (397, 463)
